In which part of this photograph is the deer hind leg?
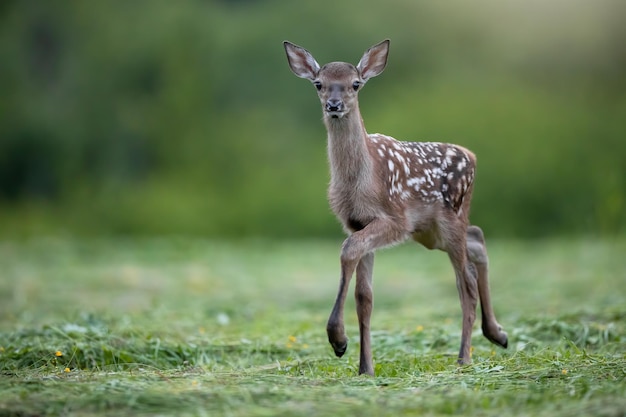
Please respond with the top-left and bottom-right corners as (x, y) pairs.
(466, 225), (508, 349)
(326, 218), (408, 374)
(447, 235), (479, 365)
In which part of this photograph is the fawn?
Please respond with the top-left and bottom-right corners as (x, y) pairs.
(284, 39), (507, 375)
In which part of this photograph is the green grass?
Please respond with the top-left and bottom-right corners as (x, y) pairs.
(0, 238), (625, 416)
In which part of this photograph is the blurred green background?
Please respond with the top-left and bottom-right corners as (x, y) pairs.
(1, 0), (624, 238)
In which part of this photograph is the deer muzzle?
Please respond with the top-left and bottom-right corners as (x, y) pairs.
(326, 99), (344, 118)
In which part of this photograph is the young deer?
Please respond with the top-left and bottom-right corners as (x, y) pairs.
(284, 39), (508, 376)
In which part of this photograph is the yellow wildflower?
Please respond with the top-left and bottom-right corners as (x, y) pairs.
(55, 351), (63, 357)
(562, 369), (568, 375)
(416, 325), (424, 332)
(64, 368), (70, 373)
(288, 335), (297, 343)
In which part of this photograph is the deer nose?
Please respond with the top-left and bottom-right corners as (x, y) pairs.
(326, 99), (343, 112)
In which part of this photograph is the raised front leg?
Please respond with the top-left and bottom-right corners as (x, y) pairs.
(466, 225), (508, 348)
(326, 263), (352, 358)
(326, 218), (408, 374)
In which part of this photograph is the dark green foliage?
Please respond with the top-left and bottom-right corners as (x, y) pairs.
(0, 1), (625, 237)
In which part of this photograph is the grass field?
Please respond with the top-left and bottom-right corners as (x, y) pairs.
(0, 237), (625, 416)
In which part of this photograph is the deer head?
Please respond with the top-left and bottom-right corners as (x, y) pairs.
(284, 40), (390, 119)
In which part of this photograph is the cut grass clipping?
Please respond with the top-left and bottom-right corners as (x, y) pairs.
(0, 238), (625, 416)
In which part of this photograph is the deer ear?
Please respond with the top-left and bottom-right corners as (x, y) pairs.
(284, 41), (320, 81)
(357, 39), (390, 81)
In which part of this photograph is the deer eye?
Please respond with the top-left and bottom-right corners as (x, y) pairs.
(313, 81), (322, 91)
(352, 81), (361, 91)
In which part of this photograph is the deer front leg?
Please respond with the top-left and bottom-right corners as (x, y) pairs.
(466, 225), (508, 348)
(355, 252), (375, 375)
(326, 237), (368, 359)
(327, 218), (408, 374)
(326, 257), (354, 358)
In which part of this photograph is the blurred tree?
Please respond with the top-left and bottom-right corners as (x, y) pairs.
(0, 0), (624, 237)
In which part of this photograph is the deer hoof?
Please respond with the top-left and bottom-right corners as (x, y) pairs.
(457, 356), (472, 366)
(359, 368), (375, 376)
(499, 334), (509, 349)
(483, 326), (508, 349)
(331, 341), (348, 357)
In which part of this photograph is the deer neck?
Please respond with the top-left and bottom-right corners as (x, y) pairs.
(325, 109), (373, 190)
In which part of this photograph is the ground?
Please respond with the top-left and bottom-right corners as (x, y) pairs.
(0, 237), (624, 416)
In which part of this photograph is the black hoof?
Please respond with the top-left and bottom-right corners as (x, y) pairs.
(331, 341), (347, 357)
(457, 358), (471, 366)
(501, 336), (508, 349)
(484, 331), (508, 349)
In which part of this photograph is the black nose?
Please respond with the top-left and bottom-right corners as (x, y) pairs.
(326, 99), (343, 112)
